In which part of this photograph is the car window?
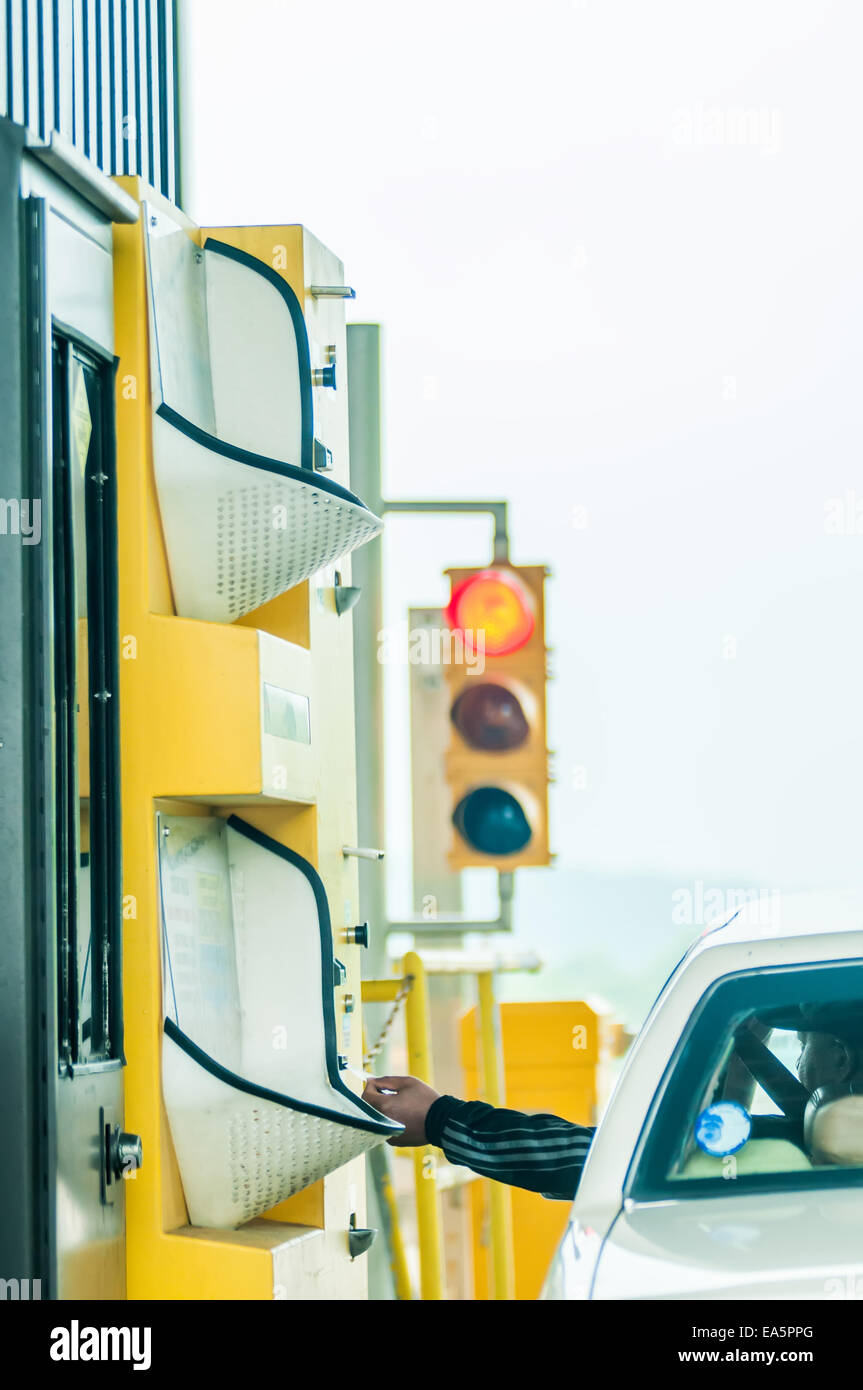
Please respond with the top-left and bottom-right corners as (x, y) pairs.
(629, 960), (863, 1199)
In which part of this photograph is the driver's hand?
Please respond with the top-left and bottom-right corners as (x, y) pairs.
(362, 1074), (440, 1146)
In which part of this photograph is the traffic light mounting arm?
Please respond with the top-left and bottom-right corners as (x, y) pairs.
(382, 499), (509, 562)
(387, 869), (515, 936)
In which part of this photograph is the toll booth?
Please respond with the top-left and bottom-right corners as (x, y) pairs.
(0, 6), (395, 1299)
(0, 0), (179, 1302)
(0, 115), (143, 1301)
(115, 191), (394, 1297)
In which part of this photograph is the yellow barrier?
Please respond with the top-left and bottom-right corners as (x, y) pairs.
(477, 971), (516, 1300)
(363, 954), (550, 1302)
(402, 951), (445, 1301)
(367, 1146), (413, 1301)
(462, 1000), (601, 1299)
(361, 957), (446, 1301)
(362, 980), (403, 1004)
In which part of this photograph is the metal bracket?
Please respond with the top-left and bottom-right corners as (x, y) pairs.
(333, 583), (362, 616)
(388, 870), (515, 936)
(348, 1213), (377, 1260)
(382, 499), (509, 562)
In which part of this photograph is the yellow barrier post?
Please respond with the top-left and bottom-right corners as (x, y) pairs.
(367, 1144), (414, 1301)
(477, 969), (516, 1300)
(360, 999), (414, 1302)
(402, 950), (445, 1300)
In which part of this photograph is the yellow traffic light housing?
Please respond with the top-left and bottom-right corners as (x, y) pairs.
(444, 564), (551, 870)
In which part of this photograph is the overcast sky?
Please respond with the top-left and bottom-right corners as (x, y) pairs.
(181, 0), (863, 922)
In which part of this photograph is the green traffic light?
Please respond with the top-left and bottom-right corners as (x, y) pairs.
(452, 787), (532, 856)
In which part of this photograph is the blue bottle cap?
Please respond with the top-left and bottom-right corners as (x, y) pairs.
(694, 1100), (752, 1157)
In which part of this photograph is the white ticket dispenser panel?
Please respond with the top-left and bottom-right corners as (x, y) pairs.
(158, 815), (401, 1228)
(143, 206), (383, 624)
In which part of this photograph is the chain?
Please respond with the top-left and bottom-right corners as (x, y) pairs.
(363, 974), (415, 1069)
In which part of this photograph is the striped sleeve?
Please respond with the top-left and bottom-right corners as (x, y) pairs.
(425, 1095), (595, 1201)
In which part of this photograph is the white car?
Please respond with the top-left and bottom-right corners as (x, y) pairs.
(541, 892), (863, 1300)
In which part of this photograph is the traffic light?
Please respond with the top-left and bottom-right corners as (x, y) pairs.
(444, 564), (551, 869)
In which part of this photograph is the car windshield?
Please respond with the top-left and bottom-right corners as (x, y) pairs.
(633, 962), (863, 1194)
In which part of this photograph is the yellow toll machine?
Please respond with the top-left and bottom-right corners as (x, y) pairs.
(462, 1001), (602, 1300)
(113, 181), (397, 1298)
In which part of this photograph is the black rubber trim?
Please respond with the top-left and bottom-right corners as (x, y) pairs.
(203, 237), (314, 473)
(155, 402), (374, 513)
(103, 351), (123, 1062)
(163, 1019), (396, 1136)
(161, 815), (401, 1138)
(50, 318), (113, 365)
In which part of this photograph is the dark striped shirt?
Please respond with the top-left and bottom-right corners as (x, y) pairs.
(425, 1095), (596, 1201)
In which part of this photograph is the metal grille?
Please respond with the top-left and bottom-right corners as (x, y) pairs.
(0, 0), (180, 203)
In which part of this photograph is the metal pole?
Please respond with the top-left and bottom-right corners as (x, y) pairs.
(477, 970), (516, 1300)
(347, 324), (393, 1301)
(403, 950), (445, 1301)
(347, 324), (387, 982)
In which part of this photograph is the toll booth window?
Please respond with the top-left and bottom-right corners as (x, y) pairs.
(52, 337), (122, 1067)
(631, 964), (863, 1198)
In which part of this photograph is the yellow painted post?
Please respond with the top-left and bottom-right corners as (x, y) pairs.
(403, 951), (445, 1300)
(477, 970), (516, 1300)
(362, 1007), (413, 1301)
(368, 1146), (414, 1301)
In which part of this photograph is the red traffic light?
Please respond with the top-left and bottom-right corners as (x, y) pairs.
(445, 568), (535, 657)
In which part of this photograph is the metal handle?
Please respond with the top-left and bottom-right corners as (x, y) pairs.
(110, 1128), (143, 1181)
(310, 284), (356, 299)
